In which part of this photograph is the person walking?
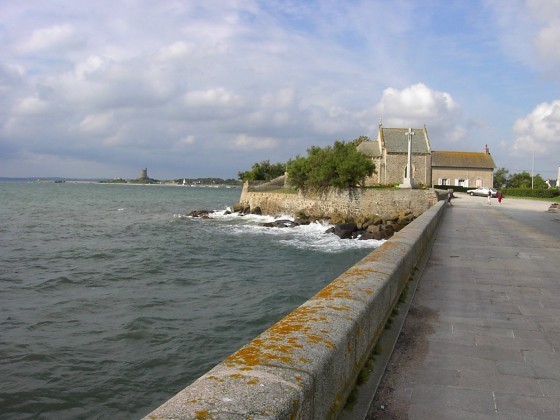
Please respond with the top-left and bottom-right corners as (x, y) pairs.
(446, 189), (453, 207)
(497, 190), (503, 204)
(487, 189), (492, 205)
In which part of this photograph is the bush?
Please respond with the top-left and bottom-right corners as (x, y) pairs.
(502, 188), (560, 198)
(287, 141), (375, 191)
(238, 160), (286, 182)
(433, 185), (470, 193)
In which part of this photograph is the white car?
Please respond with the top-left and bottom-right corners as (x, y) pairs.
(467, 187), (498, 197)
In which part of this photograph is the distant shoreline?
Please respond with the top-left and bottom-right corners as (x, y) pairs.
(0, 177), (241, 188)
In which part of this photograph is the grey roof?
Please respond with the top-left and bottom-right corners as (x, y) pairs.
(432, 151), (496, 169)
(381, 127), (431, 154)
(356, 141), (382, 157)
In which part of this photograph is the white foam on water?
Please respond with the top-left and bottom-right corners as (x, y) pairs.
(197, 210), (384, 253)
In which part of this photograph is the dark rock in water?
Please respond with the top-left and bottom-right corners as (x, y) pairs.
(189, 210), (211, 218)
(334, 223), (358, 239)
(359, 231), (380, 240)
(274, 219), (299, 228)
(259, 219), (299, 228)
(377, 231), (387, 240)
(366, 224), (381, 233)
(251, 207), (262, 215)
(294, 217), (311, 225)
(324, 227), (335, 234)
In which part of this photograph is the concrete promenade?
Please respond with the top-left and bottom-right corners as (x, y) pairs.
(366, 194), (560, 419)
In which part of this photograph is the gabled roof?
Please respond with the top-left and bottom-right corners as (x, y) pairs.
(432, 151), (496, 169)
(356, 141), (382, 157)
(381, 127), (431, 154)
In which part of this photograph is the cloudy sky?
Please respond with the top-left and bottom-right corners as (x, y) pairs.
(1, 0), (560, 180)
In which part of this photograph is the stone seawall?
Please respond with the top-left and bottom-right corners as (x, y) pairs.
(144, 200), (446, 419)
(238, 184), (439, 218)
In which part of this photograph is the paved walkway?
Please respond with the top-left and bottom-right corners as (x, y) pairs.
(367, 194), (560, 419)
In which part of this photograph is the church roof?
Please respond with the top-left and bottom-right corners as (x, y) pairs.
(357, 126), (431, 157)
(432, 151), (496, 169)
(381, 127), (431, 154)
(356, 141), (382, 157)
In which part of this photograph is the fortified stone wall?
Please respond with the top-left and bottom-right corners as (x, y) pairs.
(239, 183), (440, 218)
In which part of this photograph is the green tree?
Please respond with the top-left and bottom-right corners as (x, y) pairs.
(238, 160), (286, 182)
(494, 167), (509, 188)
(508, 171), (547, 188)
(287, 140), (376, 191)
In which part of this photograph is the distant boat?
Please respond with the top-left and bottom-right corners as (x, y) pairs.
(182, 179), (186, 186)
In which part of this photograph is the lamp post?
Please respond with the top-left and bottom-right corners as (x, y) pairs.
(398, 127), (418, 189)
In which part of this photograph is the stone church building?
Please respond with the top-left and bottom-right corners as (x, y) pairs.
(357, 122), (496, 188)
(357, 124), (433, 186)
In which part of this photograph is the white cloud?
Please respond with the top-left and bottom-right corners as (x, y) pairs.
(20, 24), (82, 53)
(260, 88), (296, 108)
(375, 83), (459, 121)
(373, 83), (465, 145)
(79, 112), (114, 133)
(12, 96), (50, 115)
(511, 100), (560, 155)
(534, 21), (560, 67)
(229, 134), (278, 150)
(75, 55), (109, 78)
(173, 135), (196, 150)
(184, 88), (243, 108)
(157, 41), (194, 60)
(1, 1), (558, 178)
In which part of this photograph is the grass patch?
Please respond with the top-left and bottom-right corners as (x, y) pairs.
(344, 388), (359, 409)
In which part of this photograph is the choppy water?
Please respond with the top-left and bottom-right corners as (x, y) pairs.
(0, 182), (382, 419)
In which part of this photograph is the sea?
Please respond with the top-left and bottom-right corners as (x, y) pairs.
(0, 181), (383, 419)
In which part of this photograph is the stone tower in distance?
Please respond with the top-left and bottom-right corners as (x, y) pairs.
(139, 168), (148, 180)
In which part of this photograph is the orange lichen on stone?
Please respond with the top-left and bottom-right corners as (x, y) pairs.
(343, 265), (376, 278)
(187, 398), (202, 404)
(206, 376), (225, 382)
(225, 304), (339, 368)
(315, 282), (354, 300)
(194, 410), (209, 420)
(229, 373), (245, 379)
(306, 333), (335, 348)
(326, 305), (350, 312)
(287, 337), (304, 349)
(246, 378), (260, 385)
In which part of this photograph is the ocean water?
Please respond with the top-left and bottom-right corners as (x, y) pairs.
(0, 182), (382, 419)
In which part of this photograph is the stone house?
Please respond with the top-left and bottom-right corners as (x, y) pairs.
(357, 123), (432, 186)
(431, 146), (496, 188)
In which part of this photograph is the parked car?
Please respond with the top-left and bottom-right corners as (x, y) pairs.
(467, 187), (498, 197)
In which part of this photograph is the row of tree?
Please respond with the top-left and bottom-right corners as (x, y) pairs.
(494, 168), (549, 189)
(237, 137), (375, 191)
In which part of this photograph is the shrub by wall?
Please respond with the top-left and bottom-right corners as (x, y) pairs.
(433, 185), (470, 193)
(502, 188), (560, 198)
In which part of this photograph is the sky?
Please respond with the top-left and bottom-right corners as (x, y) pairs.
(1, 0), (560, 181)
